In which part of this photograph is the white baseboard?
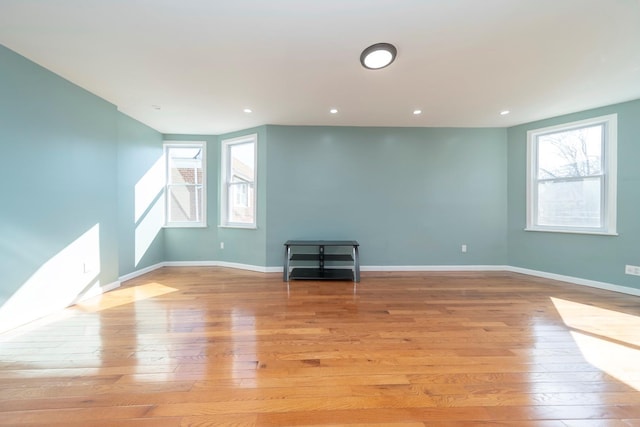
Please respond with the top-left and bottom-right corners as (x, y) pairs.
(73, 280), (120, 304)
(102, 281), (121, 293)
(210, 261), (268, 273)
(119, 262), (165, 282)
(163, 261), (217, 268)
(119, 261), (280, 282)
(118, 262), (640, 298)
(506, 266), (640, 297)
(163, 260), (277, 273)
(361, 265), (509, 272)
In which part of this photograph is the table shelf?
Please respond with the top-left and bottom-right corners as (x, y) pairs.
(289, 254), (354, 262)
(289, 268), (354, 280)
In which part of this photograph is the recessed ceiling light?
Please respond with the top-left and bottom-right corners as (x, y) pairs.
(500, 110), (510, 116)
(243, 108), (253, 113)
(413, 109), (422, 115)
(360, 43), (397, 70)
(330, 108), (338, 114)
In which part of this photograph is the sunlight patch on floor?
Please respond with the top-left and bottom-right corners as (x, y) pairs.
(75, 282), (178, 313)
(552, 297), (640, 390)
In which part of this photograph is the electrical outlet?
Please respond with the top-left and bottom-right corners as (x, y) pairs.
(461, 244), (467, 253)
(220, 242), (224, 249)
(82, 261), (92, 274)
(625, 265), (640, 276)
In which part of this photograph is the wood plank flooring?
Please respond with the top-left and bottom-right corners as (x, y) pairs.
(1, 267), (640, 426)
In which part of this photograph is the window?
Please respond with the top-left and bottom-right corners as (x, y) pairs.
(526, 114), (617, 235)
(164, 142), (206, 227)
(221, 134), (257, 228)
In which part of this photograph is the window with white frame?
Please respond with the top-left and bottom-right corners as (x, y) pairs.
(526, 114), (617, 235)
(164, 142), (206, 227)
(221, 134), (257, 228)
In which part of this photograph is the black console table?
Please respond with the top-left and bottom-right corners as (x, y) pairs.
(284, 240), (360, 282)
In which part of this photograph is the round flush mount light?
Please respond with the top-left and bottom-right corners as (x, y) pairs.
(243, 108), (253, 113)
(360, 43), (397, 70)
(500, 110), (510, 116)
(330, 108), (338, 114)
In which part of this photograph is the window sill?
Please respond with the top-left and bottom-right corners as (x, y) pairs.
(524, 227), (618, 236)
(219, 224), (258, 230)
(164, 223), (207, 229)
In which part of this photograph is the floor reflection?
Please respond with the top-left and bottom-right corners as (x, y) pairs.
(231, 307), (257, 387)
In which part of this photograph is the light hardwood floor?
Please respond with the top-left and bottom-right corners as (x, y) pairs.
(1, 267), (640, 426)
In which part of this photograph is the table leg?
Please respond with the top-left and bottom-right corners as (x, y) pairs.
(283, 245), (290, 281)
(353, 245), (360, 282)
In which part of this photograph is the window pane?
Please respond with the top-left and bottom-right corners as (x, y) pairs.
(230, 143), (255, 183)
(228, 182), (254, 224)
(167, 185), (202, 222)
(163, 142), (206, 227)
(537, 125), (603, 179)
(169, 147), (203, 185)
(221, 134), (257, 227)
(527, 114), (616, 234)
(537, 177), (601, 227)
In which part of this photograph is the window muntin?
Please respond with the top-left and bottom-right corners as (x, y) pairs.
(164, 142), (206, 227)
(526, 114), (617, 235)
(221, 134), (257, 228)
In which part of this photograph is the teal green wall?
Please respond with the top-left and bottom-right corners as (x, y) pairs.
(0, 45), (119, 309)
(507, 99), (640, 290)
(117, 114), (165, 275)
(265, 126), (509, 267)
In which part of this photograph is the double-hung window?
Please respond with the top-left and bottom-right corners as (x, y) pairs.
(221, 134), (257, 228)
(164, 141), (206, 227)
(526, 114), (617, 235)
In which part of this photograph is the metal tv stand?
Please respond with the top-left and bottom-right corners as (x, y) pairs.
(283, 240), (360, 282)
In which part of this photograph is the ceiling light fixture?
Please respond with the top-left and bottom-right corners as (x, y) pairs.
(360, 43), (397, 70)
(413, 109), (422, 115)
(330, 108), (338, 114)
(500, 110), (510, 116)
(243, 108), (253, 113)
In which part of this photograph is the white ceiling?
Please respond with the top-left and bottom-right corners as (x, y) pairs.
(1, 0), (639, 135)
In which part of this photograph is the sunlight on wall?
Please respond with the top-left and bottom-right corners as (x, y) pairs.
(134, 193), (164, 266)
(552, 297), (640, 390)
(134, 156), (165, 267)
(135, 156), (165, 223)
(0, 224), (101, 333)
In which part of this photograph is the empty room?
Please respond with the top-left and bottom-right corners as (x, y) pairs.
(1, 1), (640, 426)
